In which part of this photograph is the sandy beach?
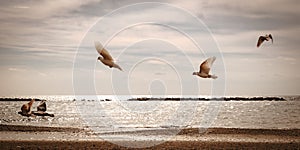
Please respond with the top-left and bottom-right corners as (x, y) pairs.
(1, 124), (299, 149)
(1, 97), (300, 149)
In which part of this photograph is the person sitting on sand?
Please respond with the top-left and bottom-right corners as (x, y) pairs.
(18, 99), (54, 117)
(33, 100), (54, 117)
(37, 100), (47, 112)
(19, 99), (35, 117)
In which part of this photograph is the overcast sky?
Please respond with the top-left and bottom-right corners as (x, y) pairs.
(0, 0), (299, 96)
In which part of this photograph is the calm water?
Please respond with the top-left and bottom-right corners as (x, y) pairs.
(1, 96), (299, 132)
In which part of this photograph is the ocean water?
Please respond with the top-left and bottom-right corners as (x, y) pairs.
(1, 95), (299, 133)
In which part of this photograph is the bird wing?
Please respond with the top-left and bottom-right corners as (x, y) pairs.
(100, 49), (114, 61)
(257, 36), (266, 47)
(94, 41), (114, 61)
(269, 34), (273, 43)
(200, 56), (216, 74)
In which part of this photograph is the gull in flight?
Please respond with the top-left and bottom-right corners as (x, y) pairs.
(193, 56), (217, 79)
(94, 41), (123, 71)
(20, 99), (35, 116)
(257, 34), (273, 48)
(37, 100), (47, 112)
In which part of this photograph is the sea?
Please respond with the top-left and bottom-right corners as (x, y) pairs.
(1, 95), (300, 134)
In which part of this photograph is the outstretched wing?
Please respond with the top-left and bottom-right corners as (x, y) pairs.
(257, 36), (266, 47)
(200, 56), (216, 74)
(100, 49), (114, 61)
(269, 34), (273, 43)
(94, 41), (113, 61)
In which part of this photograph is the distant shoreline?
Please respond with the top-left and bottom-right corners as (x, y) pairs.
(0, 98), (43, 101)
(0, 96), (286, 101)
(128, 96), (286, 101)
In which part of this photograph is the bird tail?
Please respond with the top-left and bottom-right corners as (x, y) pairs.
(113, 64), (123, 71)
(210, 75), (218, 79)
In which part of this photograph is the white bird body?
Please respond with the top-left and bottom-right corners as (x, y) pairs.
(94, 41), (123, 71)
(193, 56), (217, 79)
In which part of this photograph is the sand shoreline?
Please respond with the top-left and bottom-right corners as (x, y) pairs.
(1, 124), (299, 149)
(1, 124), (300, 135)
(1, 140), (299, 150)
(0, 124), (83, 132)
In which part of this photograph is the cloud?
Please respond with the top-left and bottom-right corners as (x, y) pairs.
(0, 0), (102, 71)
(154, 72), (166, 76)
(13, 6), (30, 9)
(8, 67), (26, 72)
(201, 0), (300, 34)
(203, 0), (300, 15)
(0, 0), (299, 95)
(1, 0), (101, 19)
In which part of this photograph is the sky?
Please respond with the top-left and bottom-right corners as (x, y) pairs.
(0, 0), (299, 96)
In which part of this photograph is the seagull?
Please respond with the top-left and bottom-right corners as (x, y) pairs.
(193, 56), (217, 79)
(20, 99), (35, 116)
(37, 100), (47, 112)
(94, 41), (123, 71)
(257, 34), (273, 47)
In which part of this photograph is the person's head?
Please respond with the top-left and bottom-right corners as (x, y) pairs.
(29, 99), (35, 105)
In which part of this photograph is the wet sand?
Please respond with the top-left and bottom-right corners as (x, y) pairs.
(1, 124), (299, 149)
(2, 140), (299, 150)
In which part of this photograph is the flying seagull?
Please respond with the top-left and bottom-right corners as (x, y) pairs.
(20, 99), (35, 116)
(37, 100), (47, 112)
(94, 41), (123, 71)
(257, 34), (273, 48)
(193, 56), (217, 79)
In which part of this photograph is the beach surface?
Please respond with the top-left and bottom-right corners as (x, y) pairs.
(1, 96), (300, 149)
(1, 124), (299, 149)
